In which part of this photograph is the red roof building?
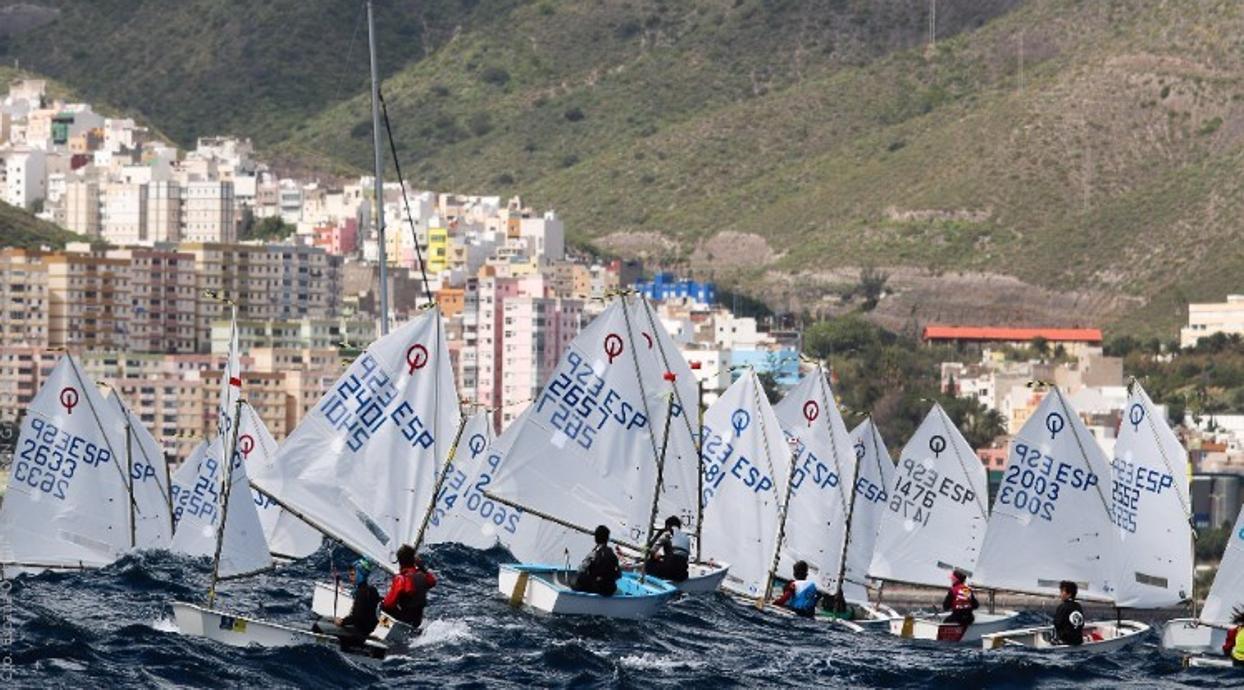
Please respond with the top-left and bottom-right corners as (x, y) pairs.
(922, 326), (1103, 345)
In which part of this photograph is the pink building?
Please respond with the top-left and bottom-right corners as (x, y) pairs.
(313, 218), (359, 255)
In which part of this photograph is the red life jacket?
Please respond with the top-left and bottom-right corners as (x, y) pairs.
(950, 582), (974, 611)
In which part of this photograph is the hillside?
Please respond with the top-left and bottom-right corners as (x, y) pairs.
(0, 201), (92, 249)
(8, 0), (1244, 336)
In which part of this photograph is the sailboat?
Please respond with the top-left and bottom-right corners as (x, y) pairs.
(0, 355), (169, 575)
(1163, 502), (1244, 664)
(485, 294), (694, 619)
(699, 368), (806, 616)
(771, 369), (897, 625)
(843, 419), (901, 627)
(869, 404), (1018, 642)
(976, 386), (1161, 652)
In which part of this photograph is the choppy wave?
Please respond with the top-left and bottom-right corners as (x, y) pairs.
(3, 545), (1239, 688)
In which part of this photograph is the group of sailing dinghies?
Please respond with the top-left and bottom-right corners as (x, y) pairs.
(0, 292), (1236, 663)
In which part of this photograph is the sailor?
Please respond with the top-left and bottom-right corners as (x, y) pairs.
(774, 560), (818, 618)
(313, 558), (382, 647)
(1221, 606), (1244, 666)
(381, 545), (437, 629)
(942, 568), (979, 628)
(644, 516), (691, 582)
(1051, 580), (1085, 646)
(572, 525), (622, 596)
(821, 590), (857, 621)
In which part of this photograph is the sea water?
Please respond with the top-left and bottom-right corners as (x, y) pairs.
(3, 544), (1236, 688)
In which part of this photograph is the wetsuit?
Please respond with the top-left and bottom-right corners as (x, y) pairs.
(1051, 598), (1085, 646)
(572, 544), (622, 596)
(942, 581), (978, 627)
(645, 529), (691, 582)
(774, 579), (818, 618)
(341, 583), (382, 638)
(381, 566), (437, 628)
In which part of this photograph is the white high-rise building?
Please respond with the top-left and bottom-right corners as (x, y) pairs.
(181, 180), (236, 242)
(2, 148), (47, 209)
(102, 182), (148, 244)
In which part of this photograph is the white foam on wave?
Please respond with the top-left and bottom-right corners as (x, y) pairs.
(408, 618), (477, 648)
(618, 652), (705, 671)
(149, 616), (179, 633)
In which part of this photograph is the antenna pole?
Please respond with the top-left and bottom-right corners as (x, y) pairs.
(368, 0), (389, 335)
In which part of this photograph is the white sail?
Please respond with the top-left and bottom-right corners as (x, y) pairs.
(236, 403), (322, 559)
(425, 411), (501, 549)
(773, 370), (855, 597)
(699, 370), (793, 598)
(975, 388), (1119, 601)
(634, 297), (703, 540)
(488, 296), (672, 549)
(1202, 502), (1244, 625)
(434, 407), (591, 562)
(845, 419), (896, 604)
(869, 403), (989, 588)
(108, 392), (174, 550)
(217, 307), (242, 441)
(169, 434), (273, 578)
(1109, 382), (1192, 608)
(249, 307), (460, 574)
(0, 355), (132, 571)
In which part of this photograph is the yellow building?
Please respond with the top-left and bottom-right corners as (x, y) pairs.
(428, 226), (449, 274)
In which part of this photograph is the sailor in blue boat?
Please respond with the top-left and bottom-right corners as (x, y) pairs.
(942, 568), (979, 629)
(573, 525), (623, 596)
(1223, 607), (1244, 665)
(645, 516), (690, 583)
(1051, 580), (1085, 646)
(382, 545), (438, 628)
(313, 558), (382, 648)
(774, 561), (818, 618)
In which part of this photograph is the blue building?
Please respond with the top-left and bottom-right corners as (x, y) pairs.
(634, 272), (716, 306)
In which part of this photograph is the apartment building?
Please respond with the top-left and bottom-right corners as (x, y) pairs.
(0, 249), (48, 348)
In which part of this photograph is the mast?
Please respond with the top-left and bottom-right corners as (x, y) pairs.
(834, 413), (864, 603)
(125, 418), (136, 549)
(207, 396), (246, 607)
(759, 372), (796, 609)
(411, 408), (469, 554)
(368, 0), (389, 335)
(694, 372), (704, 562)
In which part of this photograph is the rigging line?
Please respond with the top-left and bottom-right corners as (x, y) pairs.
(934, 404), (990, 520)
(110, 393), (173, 522)
(377, 88), (435, 309)
(331, 2), (367, 105)
(1132, 381), (1193, 521)
(619, 294), (666, 549)
(636, 295), (701, 460)
(815, 367), (853, 527)
(65, 355), (140, 540)
(1051, 386), (1116, 525)
(756, 370), (796, 607)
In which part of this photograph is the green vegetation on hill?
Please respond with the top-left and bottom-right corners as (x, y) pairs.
(0, 200), (92, 249)
(14, 0), (1244, 336)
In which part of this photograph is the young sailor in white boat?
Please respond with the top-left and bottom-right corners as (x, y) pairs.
(381, 545), (438, 628)
(644, 516), (691, 583)
(1222, 607), (1244, 666)
(1051, 580), (1085, 646)
(573, 525), (623, 596)
(774, 561), (819, 618)
(312, 558), (382, 647)
(942, 568), (979, 629)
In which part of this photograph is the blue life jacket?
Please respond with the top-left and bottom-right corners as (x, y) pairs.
(789, 579), (818, 613)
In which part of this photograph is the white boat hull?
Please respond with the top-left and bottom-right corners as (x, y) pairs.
(890, 611), (1022, 643)
(981, 620), (1150, 653)
(171, 601), (384, 655)
(676, 562), (730, 593)
(1185, 655), (1239, 669)
(308, 580), (418, 646)
(498, 564), (676, 619)
(1162, 617), (1229, 655)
